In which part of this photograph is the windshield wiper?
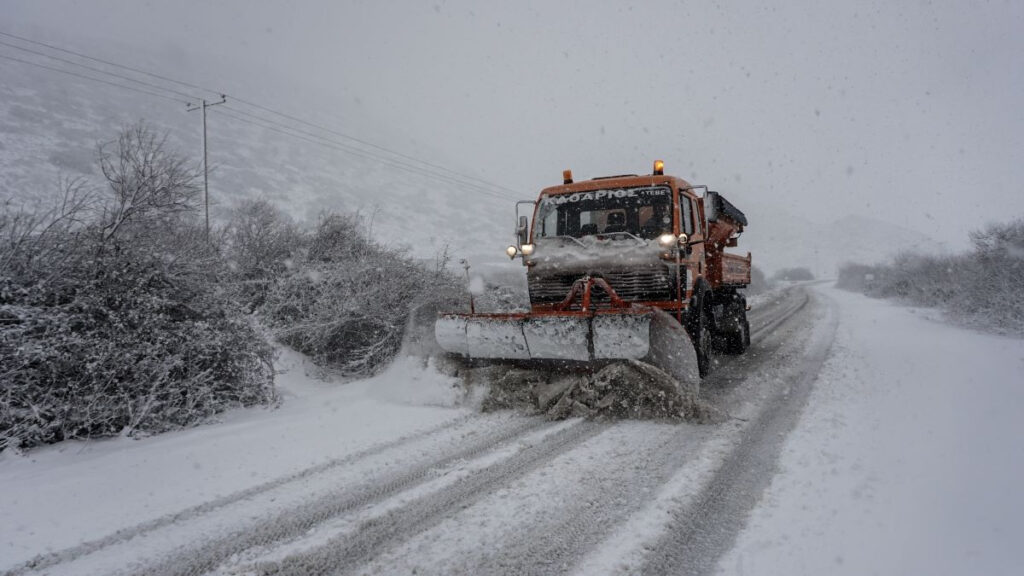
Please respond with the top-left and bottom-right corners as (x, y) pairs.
(598, 231), (647, 246)
(546, 235), (588, 248)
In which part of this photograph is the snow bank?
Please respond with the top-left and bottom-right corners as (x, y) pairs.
(0, 347), (469, 571)
(717, 285), (1024, 575)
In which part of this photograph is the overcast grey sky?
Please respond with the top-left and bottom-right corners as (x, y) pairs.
(3, 0), (1022, 247)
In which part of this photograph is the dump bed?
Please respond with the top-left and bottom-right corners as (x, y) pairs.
(703, 191), (751, 289)
(716, 252), (752, 286)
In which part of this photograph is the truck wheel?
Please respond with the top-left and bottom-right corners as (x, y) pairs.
(722, 296), (750, 355)
(688, 299), (712, 378)
(686, 285), (714, 378)
(696, 307), (713, 377)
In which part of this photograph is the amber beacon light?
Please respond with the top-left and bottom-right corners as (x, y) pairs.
(653, 160), (665, 175)
(562, 169), (574, 184)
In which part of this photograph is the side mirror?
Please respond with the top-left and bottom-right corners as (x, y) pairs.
(517, 215), (529, 246)
(705, 191), (719, 222)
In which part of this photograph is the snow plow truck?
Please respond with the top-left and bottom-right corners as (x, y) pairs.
(435, 161), (751, 415)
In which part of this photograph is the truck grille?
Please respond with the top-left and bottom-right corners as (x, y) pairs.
(529, 270), (672, 305)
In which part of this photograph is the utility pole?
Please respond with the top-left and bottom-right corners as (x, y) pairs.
(187, 95), (227, 239)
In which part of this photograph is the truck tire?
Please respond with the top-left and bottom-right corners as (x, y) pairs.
(724, 313), (750, 354)
(723, 296), (750, 354)
(687, 286), (713, 378)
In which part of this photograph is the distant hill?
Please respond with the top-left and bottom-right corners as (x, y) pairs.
(1, 45), (946, 281)
(0, 55), (516, 267)
(738, 200), (947, 278)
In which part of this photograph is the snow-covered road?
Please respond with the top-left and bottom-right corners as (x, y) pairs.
(2, 284), (1021, 576)
(716, 286), (1024, 576)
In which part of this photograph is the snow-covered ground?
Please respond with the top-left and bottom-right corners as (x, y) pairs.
(0, 350), (471, 569)
(717, 286), (1024, 576)
(1, 284), (1021, 575)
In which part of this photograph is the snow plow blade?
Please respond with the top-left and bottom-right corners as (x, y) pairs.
(435, 307), (700, 398)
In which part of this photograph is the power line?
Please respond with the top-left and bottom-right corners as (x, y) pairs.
(0, 29), (521, 199)
(218, 104), (516, 199)
(0, 29), (220, 96)
(0, 50), (517, 200)
(0, 39), (199, 100)
(0, 52), (187, 104)
(0, 28), (518, 197)
(214, 107), (514, 200)
(0, 44), (511, 198)
(228, 95), (521, 196)
(216, 107), (515, 200)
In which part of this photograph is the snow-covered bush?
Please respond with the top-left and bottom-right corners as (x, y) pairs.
(772, 267), (815, 281)
(261, 212), (464, 376)
(964, 219), (1024, 332)
(837, 218), (1024, 335)
(0, 124), (275, 452)
(746, 265), (772, 295)
(222, 199), (304, 311)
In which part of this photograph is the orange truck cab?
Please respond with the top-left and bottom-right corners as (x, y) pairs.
(508, 161), (752, 371)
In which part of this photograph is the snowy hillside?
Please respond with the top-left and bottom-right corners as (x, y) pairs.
(1, 49), (948, 282)
(0, 58), (517, 266)
(737, 199), (946, 277)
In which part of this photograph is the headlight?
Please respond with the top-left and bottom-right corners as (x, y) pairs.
(520, 243), (534, 255)
(506, 245), (518, 259)
(658, 233), (677, 247)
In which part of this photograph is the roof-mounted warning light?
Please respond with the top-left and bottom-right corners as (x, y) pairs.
(563, 169), (573, 184)
(653, 160), (665, 175)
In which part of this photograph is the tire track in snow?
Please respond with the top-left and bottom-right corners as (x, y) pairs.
(4, 413), (541, 576)
(126, 416), (559, 576)
(330, 286), (817, 576)
(637, 290), (839, 576)
(488, 289), (815, 575)
(251, 420), (608, 576)
(556, 287), (831, 576)
(747, 286), (810, 342)
(701, 286), (811, 407)
(432, 422), (714, 576)
(362, 287), (817, 576)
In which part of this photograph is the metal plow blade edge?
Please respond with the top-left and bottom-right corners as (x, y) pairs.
(435, 307), (701, 404)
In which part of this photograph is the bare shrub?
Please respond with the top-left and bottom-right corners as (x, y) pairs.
(772, 267), (815, 281)
(223, 199), (303, 310)
(96, 124), (200, 245)
(0, 177), (96, 277)
(835, 262), (874, 292)
(837, 218), (1024, 335)
(964, 218), (1024, 331)
(746, 265), (772, 294)
(261, 212), (464, 376)
(1, 123), (275, 452)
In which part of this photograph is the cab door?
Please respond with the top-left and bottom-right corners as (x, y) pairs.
(676, 193), (702, 301)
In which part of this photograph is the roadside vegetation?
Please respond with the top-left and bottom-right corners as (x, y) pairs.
(747, 265), (771, 294)
(837, 219), (1024, 335)
(772, 267), (815, 282)
(0, 123), (463, 452)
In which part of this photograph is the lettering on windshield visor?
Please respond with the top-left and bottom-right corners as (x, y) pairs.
(545, 187), (669, 205)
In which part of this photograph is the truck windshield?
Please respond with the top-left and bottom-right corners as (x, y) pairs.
(535, 186), (672, 240)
